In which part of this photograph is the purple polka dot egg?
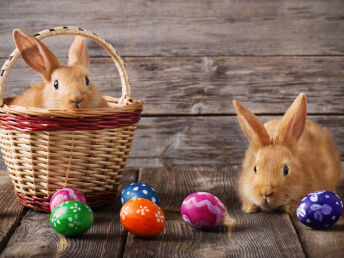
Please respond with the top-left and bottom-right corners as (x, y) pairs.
(181, 192), (226, 229)
(297, 190), (343, 229)
(50, 188), (86, 213)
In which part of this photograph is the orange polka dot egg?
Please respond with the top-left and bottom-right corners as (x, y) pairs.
(120, 198), (165, 237)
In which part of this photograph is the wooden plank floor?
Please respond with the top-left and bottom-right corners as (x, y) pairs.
(1, 166), (343, 257)
(0, 169), (138, 257)
(123, 167), (305, 257)
(0, 174), (25, 251)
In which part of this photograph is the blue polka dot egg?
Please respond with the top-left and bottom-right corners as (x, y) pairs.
(297, 190), (343, 229)
(121, 182), (160, 206)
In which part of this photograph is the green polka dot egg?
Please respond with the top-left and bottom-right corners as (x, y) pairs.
(50, 200), (93, 236)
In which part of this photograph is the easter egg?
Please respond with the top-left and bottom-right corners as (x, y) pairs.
(50, 188), (86, 213)
(181, 192), (226, 229)
(50, 201), (93, 236)
(121, 182), (160, 206)
(297, 190), (343, 229)
(120, 198), (165, 237)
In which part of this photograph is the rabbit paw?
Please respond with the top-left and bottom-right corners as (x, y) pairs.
(282, 201), (298, 216)
(242, 201), (259, 213)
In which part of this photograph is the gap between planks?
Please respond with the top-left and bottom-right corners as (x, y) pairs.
(288, 213), (308, 258)
(141, 113), (344, 117)
(0, 179), (27, 252)
(118, 169), (139, 258)
(2, 55), (341, 59)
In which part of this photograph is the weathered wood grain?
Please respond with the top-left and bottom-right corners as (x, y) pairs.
(127, 115), (344, 168)
(123, 166), (305, 257)
(0, 177), (26, 252)
(291, 166), (344, 258)
(1, 56), (344, 115)
(0, 169), (137, 258)
(0, 115), (342, 171)
(1, 0), (344, 57)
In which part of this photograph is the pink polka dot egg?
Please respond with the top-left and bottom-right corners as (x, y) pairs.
(181, 192), (226, 229)
(50, 188), (86, 213)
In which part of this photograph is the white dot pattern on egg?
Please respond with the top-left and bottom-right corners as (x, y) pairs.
(121, 182), (160, 206)
(155, 210), (165, 223)
(136, 205), (150, 216)
(50, 200), (93, 236)
(297, 190), (343, 229)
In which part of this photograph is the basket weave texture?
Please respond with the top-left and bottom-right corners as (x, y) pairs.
(0, 26), (143, 212)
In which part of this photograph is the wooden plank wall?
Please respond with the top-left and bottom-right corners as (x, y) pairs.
(0, 0), (343, 169)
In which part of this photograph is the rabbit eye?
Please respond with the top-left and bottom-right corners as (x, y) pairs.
(283, 165), (289, 176)
(85, 76), (89, 85)
(253, 165), (257, 174)
(53, 80), (59, 90)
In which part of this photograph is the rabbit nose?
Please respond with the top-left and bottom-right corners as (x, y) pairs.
(262, 191), (273, 199)
(71, 98), (83, 108)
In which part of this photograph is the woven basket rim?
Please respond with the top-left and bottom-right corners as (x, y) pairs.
(0, 96), (143, 118)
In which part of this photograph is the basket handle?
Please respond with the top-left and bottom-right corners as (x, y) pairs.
(0, 26), (131, 106)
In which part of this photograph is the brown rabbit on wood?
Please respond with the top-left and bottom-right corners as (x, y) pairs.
(233, 93), (341, 215)
(10, 29), (108, 109)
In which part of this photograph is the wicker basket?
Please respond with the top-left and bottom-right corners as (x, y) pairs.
(0, 26), (143, 212)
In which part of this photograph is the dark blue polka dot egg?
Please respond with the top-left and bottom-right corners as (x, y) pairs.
(121, 182), (160, 206)
(297, 190), (343, 229)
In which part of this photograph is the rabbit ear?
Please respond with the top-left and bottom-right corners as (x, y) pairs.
(233, 100), (271, 150)
(13, 29), (59, 81)
(68, 36), (89, 69)
(277, 93), (307, 146)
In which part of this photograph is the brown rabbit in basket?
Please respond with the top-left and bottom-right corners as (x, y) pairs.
(233, 93), (341, 215)
(10, 29), (108, 109)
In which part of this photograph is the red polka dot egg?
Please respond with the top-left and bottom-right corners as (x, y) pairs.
(120, 198), (165, 237)
(50, 188), (86, 213)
